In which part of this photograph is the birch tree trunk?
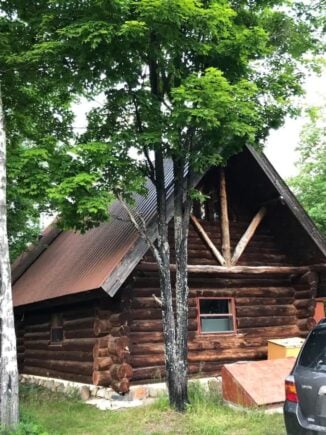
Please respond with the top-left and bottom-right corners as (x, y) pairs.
(0, 86), (19, 429)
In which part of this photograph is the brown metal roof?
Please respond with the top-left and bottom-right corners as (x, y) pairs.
(12, 161), (175, 307)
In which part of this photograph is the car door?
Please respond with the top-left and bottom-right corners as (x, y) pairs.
(295, 327), (326, 428)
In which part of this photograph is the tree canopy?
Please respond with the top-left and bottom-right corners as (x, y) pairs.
(2, 0), (319, 231)
(289, 104), (326, 236)
(0, 12), (74, 259)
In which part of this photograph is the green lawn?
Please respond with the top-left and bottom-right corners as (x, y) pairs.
(16, 383), (286, 435)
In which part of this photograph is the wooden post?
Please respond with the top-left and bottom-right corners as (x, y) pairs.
(231, 207), (267, 265)
(219, 168), (231, 266)
(190, 215), (226, 266)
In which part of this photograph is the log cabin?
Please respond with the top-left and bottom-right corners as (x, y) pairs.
(12, 147), (326, 393)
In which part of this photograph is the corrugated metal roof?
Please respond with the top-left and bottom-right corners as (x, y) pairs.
(12, 161), (175, 307)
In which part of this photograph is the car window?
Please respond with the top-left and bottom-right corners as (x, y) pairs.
(299, 328), (326, 371)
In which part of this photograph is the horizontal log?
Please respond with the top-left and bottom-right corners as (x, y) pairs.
(129, 332), (164, 343)
(63, 308), (95, 321)
(294, 299), (315, 309)
(24, 331), (49, 340)
(63, 317), (95, 330)
(235, 297), (294, 306)
(191, 287), (294, 298)
(131, 297), (197, 309)
(237, 315), (297, 328)
(24, 322), (50, 333)
(24, 366), (92, 385)
(132, 366), (165, 381)
(131, 308), (197, 321)
(131, 354), (165, 368)
(25, 340), (49, 350)
(236, 305), (296, 317)
(110, 363), (133, 381)
(187, 346), (267, 363)
(239, 325), (301, 337)
(25, 349), (93, 362)
(64, 328), (95, 339)
(294, 290), (314, 300)
(24, 358), (93, 376)
(132, 343), (165, 355)
(93, 370), (111, 386)
(130, 319), (197, 333)
(93, 357), (113, 371)
(296, 306), (315, 319)
(62, 338), (98, 351)
(138, 262), (311, 275)
(297, 318), (316, 331)
(133, 277), (291, 291)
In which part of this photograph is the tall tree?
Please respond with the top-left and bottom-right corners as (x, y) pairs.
(289, 104), (326, 236)
(8, 0), (323, 411)
(0, 10), (74, 428)
(0, 86), (19, 429)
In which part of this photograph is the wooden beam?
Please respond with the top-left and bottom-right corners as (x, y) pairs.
(219, 168), (231, 265)
(137, 261), (313, 275)
(231, 206), (267, 265)
(190, 215), (226, 266)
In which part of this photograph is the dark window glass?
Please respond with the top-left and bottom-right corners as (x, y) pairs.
(200, 299), (229, 315)
(50, 314), (63, 344)
(299, 329), (326, 372)
(51, 327), (63, 343)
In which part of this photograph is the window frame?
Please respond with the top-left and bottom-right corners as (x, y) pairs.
(49, 313), (64, 346)
(196, 297), (237, 335)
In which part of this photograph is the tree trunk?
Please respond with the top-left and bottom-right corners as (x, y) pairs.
(0, 86), (19, 428)
(154, 149), (179, 409)
(171, 157), (191, 411)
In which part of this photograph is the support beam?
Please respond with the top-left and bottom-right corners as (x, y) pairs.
(219, 168), (231, 265)
(137, 261), (317, 275)
(190, 215), (226, 266)
(231, 207), (267, 266)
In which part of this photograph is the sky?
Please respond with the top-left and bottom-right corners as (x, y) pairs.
(265, 72), (326, 179)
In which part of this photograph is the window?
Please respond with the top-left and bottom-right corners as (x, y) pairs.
(50, 313), (63, 344)
(197, 298), (236, 334)
(299, 329), (326, 372)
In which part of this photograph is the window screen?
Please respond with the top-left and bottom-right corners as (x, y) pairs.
(198, 298), (235, 333)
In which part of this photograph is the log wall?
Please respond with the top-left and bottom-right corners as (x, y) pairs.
(127, 218), (316, 383)
(16, 297), (133, 393)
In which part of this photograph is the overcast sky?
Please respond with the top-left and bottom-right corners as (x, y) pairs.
(265, 72), (326, 179)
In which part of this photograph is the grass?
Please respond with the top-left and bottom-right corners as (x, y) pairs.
(14, 383), (286, 435)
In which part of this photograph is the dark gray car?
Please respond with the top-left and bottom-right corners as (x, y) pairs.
(284, 319), (326, 434)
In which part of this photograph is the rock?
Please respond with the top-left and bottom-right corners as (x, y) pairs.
(80, 386), (91, 401)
